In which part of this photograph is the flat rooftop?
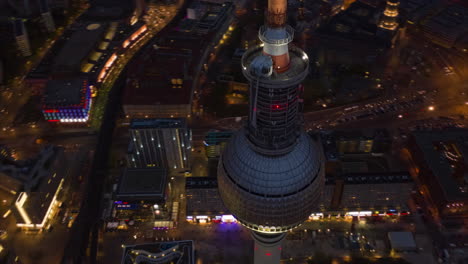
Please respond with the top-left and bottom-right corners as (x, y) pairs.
(16, 148), (67, 225)
(123, 47), (195, 106)
(316, 1), (390, 45)
(388, 232), (417, 251)
(186, 177), (218, 189)
(343, 172), (412, 184)
(411, 129), (468, 201)
(53, 23), (107, 73)
(43, 78), (87, 107)
(204, 131), (233, 145)
(122, 241), (194, 264)
(117, 168), (167, 200)
(185, 177), (228, 215)
(130, 118), (186, 130)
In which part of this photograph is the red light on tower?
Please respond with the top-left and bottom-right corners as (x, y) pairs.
(272, 104), (281, 110)
(265, 253), (272, 256)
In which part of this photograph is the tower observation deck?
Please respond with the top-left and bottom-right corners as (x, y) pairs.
(217, 0), (325, 262)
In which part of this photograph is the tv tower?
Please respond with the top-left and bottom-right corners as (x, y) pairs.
(217, 0), (325, 262)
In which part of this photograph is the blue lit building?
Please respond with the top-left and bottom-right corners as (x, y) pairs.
(42, 78), (92, 123)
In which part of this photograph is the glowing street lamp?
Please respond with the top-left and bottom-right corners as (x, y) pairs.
(428, 106), (435, 111)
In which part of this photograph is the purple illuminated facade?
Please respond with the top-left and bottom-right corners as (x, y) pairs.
(42, 78), (92, 123)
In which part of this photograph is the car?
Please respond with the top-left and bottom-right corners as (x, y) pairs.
(0, 230), (7, 240)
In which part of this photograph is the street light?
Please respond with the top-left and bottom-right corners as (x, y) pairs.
(428, 106), (435, 111)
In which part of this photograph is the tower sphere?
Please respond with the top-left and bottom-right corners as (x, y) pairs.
(218, 129), (324, 233)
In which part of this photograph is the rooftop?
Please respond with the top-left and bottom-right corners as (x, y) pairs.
(15, 148), (67, 226)
(84, 0), (134, 21)
(130, 118), (186, 130)
(123, 47), (195, 106)
(411, 129), (468, 201)
(53, 22), (107, 73)
(185, 177), (228, 216)
(122, 241), (194, 264)
(204, 131), (234, 146)
(388, 232), (417, 251)
(117, 168), (167, 200)
(421, 4), (468, 46)
(43, 78), (87, 107)
(317, 1), (390, 44)
(186, 177), (218, 189)
(343, 172), (412, 184)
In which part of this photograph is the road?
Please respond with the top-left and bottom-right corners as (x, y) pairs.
(60, 0), (187, 263)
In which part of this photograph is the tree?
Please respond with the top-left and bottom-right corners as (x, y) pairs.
(307, 251), (332, 264)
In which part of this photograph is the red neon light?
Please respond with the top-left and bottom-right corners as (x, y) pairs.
(123, 202), (128, 204)
(265, 253), (272, 256)
(275, 105), (280, 109)
(44, 109), (58, 113)
(48, 119), (60, 122)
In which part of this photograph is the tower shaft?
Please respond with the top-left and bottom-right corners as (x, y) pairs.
(217, 0), (325, 262)
(253, 232), (285, 264)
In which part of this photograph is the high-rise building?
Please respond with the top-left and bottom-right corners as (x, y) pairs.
(217, 0), (325, 262)
(127, 118), (191, 172)
(39, 0), (56, 32)
(13, 18), (32, 57)
(378, 0), (399, 31)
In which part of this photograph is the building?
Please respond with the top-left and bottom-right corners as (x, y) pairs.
(52, 22), (109, 75)
(388, 232), (417, 252)
(116, 168), (168, 202)
(127, 118), (191, 172)
(314, 0), (392, 67)
(185, 177), (229, 222)
(0, 145), (56, 192)
(121, 241), (194, 264)
(322, 129), (391, 156)
(311, 172), (413, 217)
(204, 131), (233, 159)
(339, 172), (413, 212)
(27, 12), (145, 92)
(399, 0), (439, 25)
(12, 147), (67, 230)
(39, 0), (55, 32)
(123, 1), (234, 119)
(378, 0), (400, 31)
(407, 129), (468, 225)
(217, 0), (325, 262)
(322, 0), (344, 17)
(419, 4), (468, 49)
(41, 78), (92, 123)
(123, 47), (194, 118)
(13, 18), (32, 57)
